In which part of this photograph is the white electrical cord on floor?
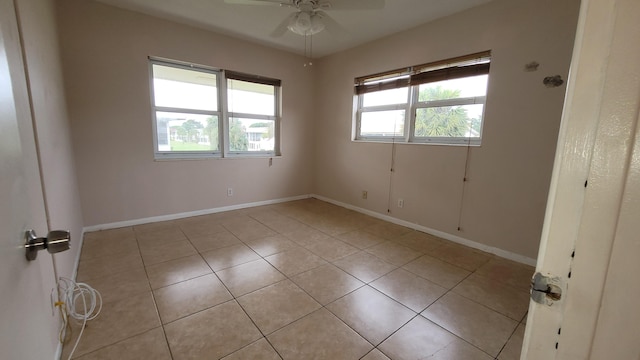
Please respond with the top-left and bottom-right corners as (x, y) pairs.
(56, 277), (102, 360)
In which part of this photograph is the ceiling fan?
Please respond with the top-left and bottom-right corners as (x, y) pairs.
(224, 0), (385, 37)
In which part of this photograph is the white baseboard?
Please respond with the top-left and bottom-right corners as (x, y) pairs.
(81, 193), (536, 267)
(310, 194), (537, 267)
(82, 194), (311, 233)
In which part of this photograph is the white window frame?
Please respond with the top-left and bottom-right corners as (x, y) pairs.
(354, 51), (490, 146)
(149, 58), (281, 159)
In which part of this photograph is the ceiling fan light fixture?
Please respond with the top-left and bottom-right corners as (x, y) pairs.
(288, 11), (324, 35)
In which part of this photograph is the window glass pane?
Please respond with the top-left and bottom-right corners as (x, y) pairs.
(362, 87), (408, 107)
(153, 65), (218, 111)
(414, 104), (483, 138)
(229, 118), (275, 152)
(156, 111), (218, 152)
(360, 110), (405, 137)
(418, 74), (488, 102)
(227, 79), (275, 116)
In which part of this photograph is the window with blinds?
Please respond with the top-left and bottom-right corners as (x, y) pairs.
(150, 58), (281, 159)
(354, 51), (491, 145)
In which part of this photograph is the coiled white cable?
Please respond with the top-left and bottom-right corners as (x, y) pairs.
(57, 277), (102, 360)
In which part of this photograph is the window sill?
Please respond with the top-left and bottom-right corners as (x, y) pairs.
(154, 154), (282, 161)
(352, 139), (481, 147)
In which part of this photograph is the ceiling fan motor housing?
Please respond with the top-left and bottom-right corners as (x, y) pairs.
(288, 11), (325, 35)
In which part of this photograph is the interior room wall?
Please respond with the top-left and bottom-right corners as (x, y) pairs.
(56, 0), (316, 227)
(16, 0), (84, 279)
(313, 0), (581, 260)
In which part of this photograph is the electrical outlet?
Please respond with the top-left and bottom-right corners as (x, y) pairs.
(227, 188), (233, 196)
(397, 198), (404, 208)
(362, 190), (368, 199)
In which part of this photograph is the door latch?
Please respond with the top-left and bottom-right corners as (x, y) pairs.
(24, 229), (70, 261)
(530, 272), (562, 305)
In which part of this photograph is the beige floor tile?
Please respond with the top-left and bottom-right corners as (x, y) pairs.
(81, 232), (138, 260)
(326, 286), (415, 345)
(73, 200), (529, 360)
(247, 209), (287, 223)
(332, 251), (397, 283)
(291, 264), (364, 305)
(238, 280), (321, 334)
(361, 349), (390, 360)
(145, 254), (212, 289)
(403, 255), (471, 289)
(164, 301), (262, 360)
(305, 236), (360, 261)
(133, 220), (178, 234)
(188, 231), (241, 253)
(498, 323), (526, 360)
(74, 327), (171, 360)
(476, 257), (535, 291)
(364, 222), (412, 240)
(282, 228), (330, 247)
(136, 227), (186, 247)
(179, 220), (226, 239)
(245, 235), (298, 257)
(83, 227), (135, 242)
(221, 338), (281, 360)
(174, 214), (217, 227)
(261, 218), (309, 234)
(216, 215), (252, 229)
(216, 259), (286, 297)
(139, 238), (197, 266)
(341, 212), (380, 229)
(427, 243), (493, 271)
(371, 268), (447, 312)
(64, 292), (160, 359)
(201, 243), (260, 271)
(336, 230), (387, 250)
(267, 308), (373, 360)
(264, 247), (327, 277)
(365, 241), (422, 266)
(87, 266), (150, 304)
(379, 316), (494, 360)
(76, 250), (143, 282)
(311, 222), (358, 236)
(453, 273), (530, 320)
(154, 274), (233, 324)
(391, 231), (444, 253)
(225, 220), (278, 241)
(422, 292), (518, 357)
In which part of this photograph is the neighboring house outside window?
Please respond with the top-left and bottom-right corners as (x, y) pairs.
(149, 58), (281, 159)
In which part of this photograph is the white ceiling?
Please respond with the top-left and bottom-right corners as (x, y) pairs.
(94, 0), (493, 58)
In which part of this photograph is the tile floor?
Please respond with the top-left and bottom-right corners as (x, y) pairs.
(64, 198), (533, 360)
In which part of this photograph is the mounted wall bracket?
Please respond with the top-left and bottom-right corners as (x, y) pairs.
(24, 229), (70, 261)
(531, 272), (563, 305)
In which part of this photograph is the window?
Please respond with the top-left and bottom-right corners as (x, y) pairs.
(150, 58), (281, 158)
(354, 51), (490, 145)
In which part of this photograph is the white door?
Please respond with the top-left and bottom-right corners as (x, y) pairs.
(521, 0), (640, 358)
(0, 0), (60, 358)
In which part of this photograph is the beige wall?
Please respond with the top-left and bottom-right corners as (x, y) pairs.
(313, 0), (580, 259)
(56, 0), (316, 226)
(16, 0), (84, 279)
(57, 0), (578, 260)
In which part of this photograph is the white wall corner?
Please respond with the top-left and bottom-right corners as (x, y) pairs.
(311, 194), (537, 266)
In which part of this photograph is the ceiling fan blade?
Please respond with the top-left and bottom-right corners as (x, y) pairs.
(319, 0), (385, 10)
(316, 11), (346, 36)
(270, 13), (297, 37)
(224, 0), (287, 6)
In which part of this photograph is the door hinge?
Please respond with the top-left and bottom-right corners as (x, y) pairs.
(530, 272), (562, 305)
